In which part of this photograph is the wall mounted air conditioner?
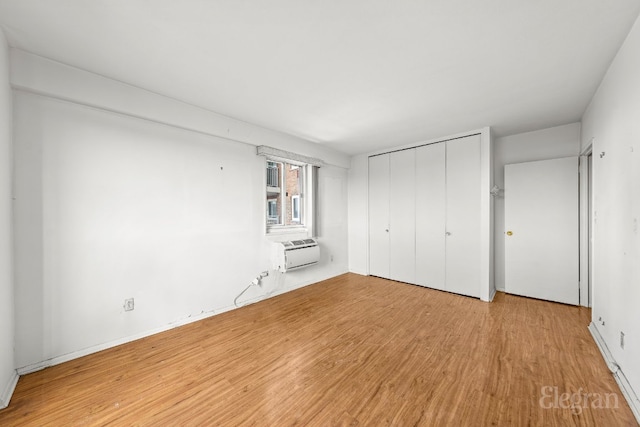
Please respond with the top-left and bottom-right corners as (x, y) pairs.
(273, 238), (320, 272)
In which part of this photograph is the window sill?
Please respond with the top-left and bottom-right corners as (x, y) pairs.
(266, 225), (309, 239)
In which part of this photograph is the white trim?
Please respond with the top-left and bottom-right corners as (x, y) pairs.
(292, 194), (301, 222)
(266, 226), (309, 236)
(479, 128), (494, 302)
(17, 308), (220, 375)
(580, 138), (595, 156)
(589, 322), (640, 424)
(308, 165), (318, 237)
(16, 270), (350, 377)
(579, 145), (593, 307)
(0, 369), (19, 410)
(365, 127), (488, 157)
(256, 145), (324, 167)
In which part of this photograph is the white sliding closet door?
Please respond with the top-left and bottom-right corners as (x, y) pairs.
(445, 135), (481, 297)
(416, 143), (446, 290)
(368, 154), (390, 279)
(389, 149), (416, 284)
(368, 133), (486, 299)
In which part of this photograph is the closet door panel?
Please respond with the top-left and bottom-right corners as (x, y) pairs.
(368, 154), (390, 278)
(415, 143), (446, 290)
(389, 149), (416, 284)
(445, 135), (481, 297)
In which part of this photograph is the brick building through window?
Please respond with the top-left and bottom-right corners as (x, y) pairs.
(266, 161), (304, 227)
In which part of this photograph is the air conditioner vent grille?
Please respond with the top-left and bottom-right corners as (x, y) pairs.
(272, 238), (320, 272)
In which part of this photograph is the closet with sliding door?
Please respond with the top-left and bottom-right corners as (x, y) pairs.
(368, 132), (491, 299)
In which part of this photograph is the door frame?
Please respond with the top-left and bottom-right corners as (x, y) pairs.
(579, 143), (593, 307)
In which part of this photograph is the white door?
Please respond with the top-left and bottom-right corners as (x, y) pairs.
(505, 157), (579, 305)
(445, 135), (481, 297)
(416, 143), (446, 290)
(389, 149), (416, 284)
(369, 154), (390, 278)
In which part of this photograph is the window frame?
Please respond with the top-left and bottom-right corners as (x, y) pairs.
(267, 198), (279, 223)
(264, 156), (313, 235)
(291, 194), (301, 222)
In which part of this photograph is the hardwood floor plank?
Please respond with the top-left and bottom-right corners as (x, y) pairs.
(0, 273), (636, 426)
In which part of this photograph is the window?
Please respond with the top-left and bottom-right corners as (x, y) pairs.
(258, 145), (320, 235)
(265, 159), (306, 230)
(291, 195), (300, 222)
(266, 161), (279, 187)
(267, 199), (279, 224)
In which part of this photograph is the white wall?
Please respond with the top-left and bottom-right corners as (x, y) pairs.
(12, 54), (349, 372)
(581, 13), (640, 414)
(0, 29), (17, 409)
(493, 123), (582, 292)
(10, 50), (350, 170)
(347, 154), (368, 275)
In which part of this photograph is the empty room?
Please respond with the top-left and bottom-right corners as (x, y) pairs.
(1, 1), (639, 425)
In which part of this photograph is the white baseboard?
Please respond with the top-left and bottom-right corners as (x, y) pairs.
(0, 369), (19, 410)
(17, 270), (350, 376)
(589, 322), (640, 424)
(236, 268), (346, 308)
(17, 308), (219, 375)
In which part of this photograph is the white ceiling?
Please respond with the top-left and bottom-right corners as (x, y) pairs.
(1, 1), (639, 155)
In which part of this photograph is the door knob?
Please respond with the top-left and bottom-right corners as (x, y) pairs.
(445, 231), (451, 236)
(506, 231), (513, 236)
(385, 229), (389, 232)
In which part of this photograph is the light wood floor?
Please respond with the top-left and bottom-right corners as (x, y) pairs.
(1, 273), (637, 426)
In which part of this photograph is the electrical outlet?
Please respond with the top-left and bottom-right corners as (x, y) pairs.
(124, 298), (134, 312)
(620, 332), (625, 349)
